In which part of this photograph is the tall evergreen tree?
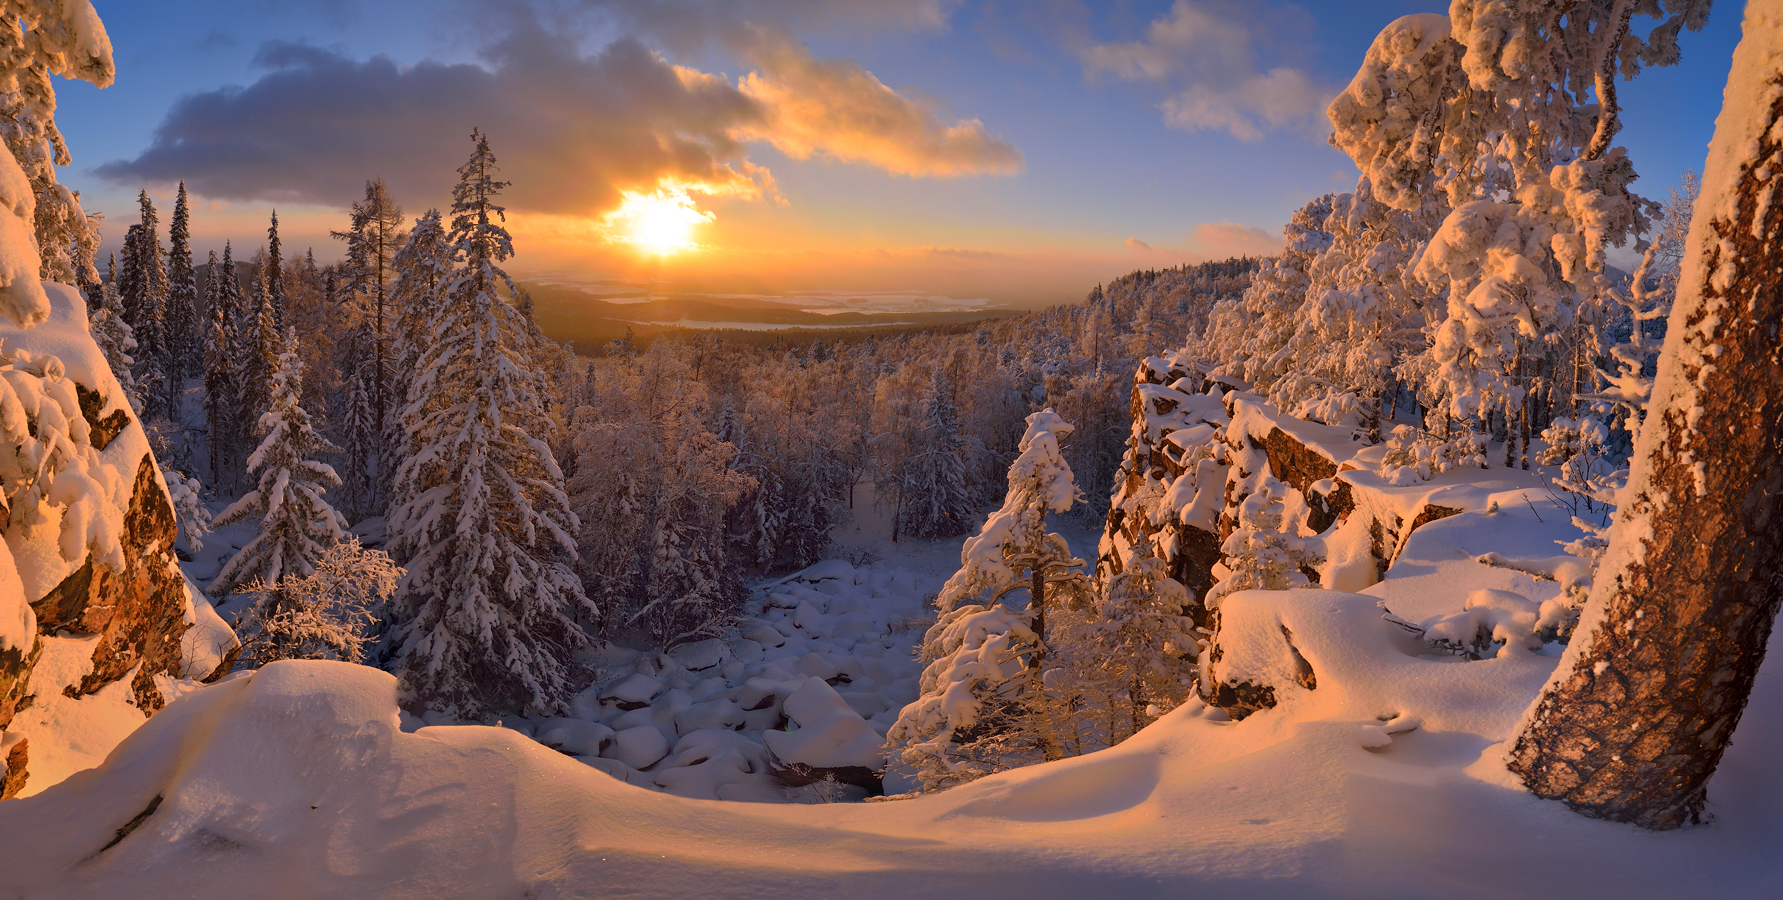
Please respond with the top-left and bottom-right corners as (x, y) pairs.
(386, 130), (591, 719)
(384, 208), (453, 514)
(203, 247), (242, 488)
(239, 259), (281, 432)
(210, 327), (348, 595)
(331, 178), (405, 493)
(165, 181), (200, 383)
(335, 320), (380, 521)
(128, 191), (172, 421)
(265, 209), (285, 325)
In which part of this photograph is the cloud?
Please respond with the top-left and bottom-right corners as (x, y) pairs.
(1190, 221), (1281, 257)
(1124, 236), (1153, 251)
(96, 11), (1018, 216)
(569, 0), (952, 54)
(1081, 0), (1333, 142)
(96, 29), (766, 215)
(733, 29), (1023, 178)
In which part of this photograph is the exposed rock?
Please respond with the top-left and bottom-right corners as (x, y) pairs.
(1, 737), (26, 800)
(31, 454), (195, 710)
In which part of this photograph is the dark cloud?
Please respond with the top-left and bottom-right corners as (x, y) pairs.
(98, 6), (1021, 215)
(96, 27), (768, 215)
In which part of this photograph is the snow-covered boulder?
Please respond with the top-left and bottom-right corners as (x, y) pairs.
(762, 676), (883, 792)
(0, 283), (237, 799)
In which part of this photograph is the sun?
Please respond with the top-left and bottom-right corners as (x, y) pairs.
(606, 188), (713, 255)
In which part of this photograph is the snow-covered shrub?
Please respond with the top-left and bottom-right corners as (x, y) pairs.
(160, 464), (209, 554)
(884, 604), (1041, 791)
(1538, 416), (1624, 519)
(1377, 414), (1488, 485)
(234, 537), (400, 669)
(1207, 478), (1324, 604)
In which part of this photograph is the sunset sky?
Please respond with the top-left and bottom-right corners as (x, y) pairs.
(62, 0), (1741, 307)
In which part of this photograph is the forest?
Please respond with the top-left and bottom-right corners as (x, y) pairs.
(1, 0), (1780, 897)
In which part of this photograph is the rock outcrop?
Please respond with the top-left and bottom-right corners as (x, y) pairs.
(1098, 352), (1523, 717)
(0, 283), (235, 799)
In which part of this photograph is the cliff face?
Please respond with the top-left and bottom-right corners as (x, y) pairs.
(0, 283), (235, 799)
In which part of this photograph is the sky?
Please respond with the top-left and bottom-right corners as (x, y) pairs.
(57, 0), (1745, 308)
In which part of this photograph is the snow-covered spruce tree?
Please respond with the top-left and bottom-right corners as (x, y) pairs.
(886, 409), (1091, 790)
(1509, 4), (1783, 829)
(234, 537), (400, 670)
(164, 181), (199, 386)
(1207, 477), (1324, 604)
(0, 0), (113, 327)
(385, 130), (591, 719)
(892, 370), (975, 540)
(383, 207), (452, 512)
(202, 246), (242, 488)
(236, 259), (281, 434)
(160, 463), (209, 555)
(263, 209), (284, 326)
(125, 191), (171, 421)
(1199, 476), (1324, 714)
(209, 326), (348, 596)
(88, 277), (137, 413)
(334, 320), (379, 521)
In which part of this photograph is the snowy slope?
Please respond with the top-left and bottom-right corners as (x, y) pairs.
(0, 608), (1777, 899)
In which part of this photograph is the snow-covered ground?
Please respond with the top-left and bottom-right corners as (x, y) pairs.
(5, 480), (1778, 898)
(3, 506), (1778, 897)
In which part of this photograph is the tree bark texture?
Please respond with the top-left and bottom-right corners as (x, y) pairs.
(1508, 4), (1783, 830)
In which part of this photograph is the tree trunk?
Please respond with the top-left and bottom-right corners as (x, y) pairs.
(1508, 5), (1783, 830)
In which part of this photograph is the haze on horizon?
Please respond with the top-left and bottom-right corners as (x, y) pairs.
(62, 0), (1737, 309)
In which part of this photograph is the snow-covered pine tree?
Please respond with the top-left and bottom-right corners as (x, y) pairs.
(161, 463), (210, 555)
(385, 130), (591, 719)
(0, 0), (113, 327)
(886, 409), (1091, 789)
(237, 258), (280, 433)
(1327, 4), (1708, 461)
(898, 370), (975, 540)
(165, 181), (200, 385)
(1199, 476), (1324, 714)
(127, 191), (171, 421)
(1206, 476), (1324, 604)
(1509, 6), (1783, 826)
(209, 326), (347, 595)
